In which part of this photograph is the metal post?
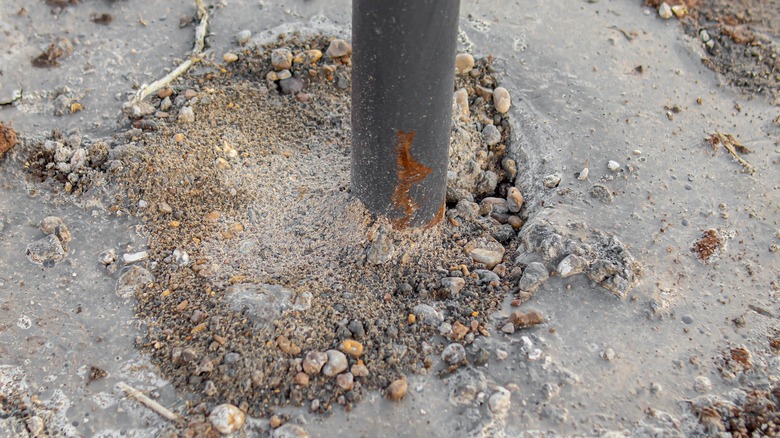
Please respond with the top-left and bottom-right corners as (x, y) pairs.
(351, 0), (461, 228)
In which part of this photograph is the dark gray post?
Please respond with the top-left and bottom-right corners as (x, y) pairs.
(351, 0), (461, 228)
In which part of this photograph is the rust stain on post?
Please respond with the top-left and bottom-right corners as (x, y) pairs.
(390, 130), (431, 228)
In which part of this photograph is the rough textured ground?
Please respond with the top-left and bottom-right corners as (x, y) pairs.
(1, 0), (779, 436)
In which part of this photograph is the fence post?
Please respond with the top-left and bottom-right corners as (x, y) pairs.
(351, 0), (461, 228)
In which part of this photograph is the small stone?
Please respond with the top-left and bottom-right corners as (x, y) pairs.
(577, 167), (589, 180)
(481, 124), (501, 146)
(40, 216), (71, 243)
(440, 277), (465, 297)
(26, 416), (45, 436)
(450, 321), (469, 340)
(694, 376), (712, 393)
(671, 4), (687, 18)
(607, 160), (621, 172)
(454, 88), (470, 121)
(493, 87), (511, 113)
(386, 378), (407, 401)
(325, 39), (352, 58)
(122, 251), (149, 264)
(271, 48), (293, 70)
(294, 372), (310, 386)
(270, 415), (282, 429)
(489, 387), (511, 416)
(303, 351), (328, 375)
(442, 343), (466, 364)
(223, 52), (239, 63)
(99, 249), (116, 265)
(273, 424), (310, 438)
(475, 85), (494, 102)
(26, 235), (65, 265)
(184, 89), (198, 100)
(557, 254), (587, 277)
(340, 339), (364, 358)
(602, 348), (616, 361)
(322, 350), (348, 376)
(588, 184), (614, 203)
(235, 29), (252, 45)
(208, 404), (245, 435)
(518, 262), (549, 291)
(506, 187), (524, 213)
(70, 148), (87, 171)
(178, 106), (195, 124)
(121, 101), (156, 119)
(412, 304), (444, 326)
(279, 77), (304, 95)
(509, 310), (545, 328)
(351, 363), (369, 377)
(455, 53), (475, 74)
(543, 173), (561, 188)
(468, 248), (504, 269)
(507, 215), (523, 230)
(336, 372), (354, 391)
(501, 323), (515, 334)
(367, 226), (394, 265)
(496, 349), (508, 360)
(658, 2), (673, 19)
(115, 265), (153, 298)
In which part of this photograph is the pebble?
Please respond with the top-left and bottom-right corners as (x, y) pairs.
(351, 363), (369, 377)
(386, 378), (407, 401)
(509, 310), (545, 328)
(658, 2), (673, 19)
(475, 269), (500, 284)
(122, 251), (149, 264)
(543, 173), (561, 188)
(501, 323), (515, 334)
(440, 277), (465, 297)
(441, 343), (466, 364)
(39, 216), (71, 243)
(340, 339), (364, 358)
(325, 39), (352, 58)
(694, 375), (712, 393)
(506, 187), (524, 213)
(270, 416), (282, 429)
(367, 226), (394, 265)
(115, 266), (153, 298)
(412, 304), (444, 326)
(178, 106), (195, 124)
(607, 160), (621, 172)
(454, 88), (470, 121)
(322, 350), (348, 377)
(507, 215), (523, 230)
(183, 89), (198, 100)
(588, 184), (614, 203)
(279, 77), (305, 95)
(577, 167), (589, 180)
(121, 101), (156, 119)
(493, 87), (511, 113)
(336, 372), (354, 391)
(271, 48), (293, 70)
(682, 315), (694, 324)
(481, 124), (501, 146)
(302, 351), (328, 375)
(556, 254), (587, 277)
(294, 372), (310, 386)
(208, 404), (245, 435)
(98, 249), (116, 265)
(467, 248), (504, 269)
(488, 387), (511, 417)
(496, 349), (508, 361)
(235, 29), (252, 45)
(517, 262), (549, 292)
(172, 248), (190, 266)
(26, 235), (65, 265)
(223, 52), (239, 63)
(26, 416), (44, 436)
(70, 148), (87, 171)
(602, 348), (616, 361)
(455, 53), (475, 74)
(273, 424), (310, 438)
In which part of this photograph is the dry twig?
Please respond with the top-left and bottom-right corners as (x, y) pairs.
(131, 0), (209, 103)
(116, 382), (184, 423)
(706, 131), (755, 175)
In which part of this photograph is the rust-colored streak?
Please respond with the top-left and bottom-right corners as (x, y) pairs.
(424, 200), (446, 228)
(390, 130), (431, 228)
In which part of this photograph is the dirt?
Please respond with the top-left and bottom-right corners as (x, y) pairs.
(2, 0), (780, 436)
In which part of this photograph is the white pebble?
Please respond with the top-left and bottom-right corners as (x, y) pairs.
(577, 167), (589, 180)
(658, 2), (673, 19)
(235, 30), (252, 45)
(607, 160), (621, 172)
(122, 251), (148, 264)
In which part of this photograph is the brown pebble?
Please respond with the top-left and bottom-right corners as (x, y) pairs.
(451, 321), (469, 340)
(386, 378), (407, 401)
(174, 133), (185, 142)
(294, 372), (310, 386)
(269, 415), (282, 429)
(351, 363), (369, 377)
(158, 87), (173, 99)
(509, 310), (545, 328)
(336, 372), (354, 391)
(295, 93), (310, 102)
(184, 89), (198, 100)
(340, 339), (364, 358)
